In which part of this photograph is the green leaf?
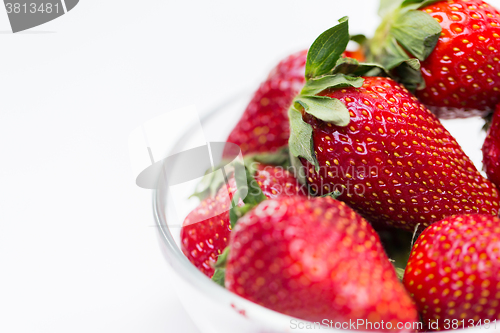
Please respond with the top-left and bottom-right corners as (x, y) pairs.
(212, 268), (225, 286)
(368, 36), (425, 90)
(288, 106), (318, 171)
(321, 190), (342, 200)
(215, 246), (230, 269)
(300, 73), (364, 96)
(394, 267), (406, 281)
(331, 58), (389, 77)
(240, 167), (266, 206)
(243, 146), (290, 175)
(250, 148), (289, 166)
(289, 152), (308, 185)
(350, 34), (367, 46)
(305, 17), (350, 80)
(229, 166), (267, 228)
(391, 10), (441, 61)
(294, 96), (350, 127)
(374, 37), (412, 70)
(401, 0), (442, 9)
(189, 168), (226, 200)
(332, 57), (360, 74)
(368, 0), (441, 91)
(212, 246), (230, 287)
(394, 58), (425, 91)
(230, 204), (256, 228)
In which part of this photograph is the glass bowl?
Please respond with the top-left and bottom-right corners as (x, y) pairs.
(152, 93), (489, 333)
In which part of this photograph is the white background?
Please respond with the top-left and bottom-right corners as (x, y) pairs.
(1, 1), (498, 332)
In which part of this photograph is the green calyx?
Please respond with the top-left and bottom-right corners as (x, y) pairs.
(243, 146), (290, 176)
(230, 166), (267, 228)
(191, 147), (291, 201)
(368, 0), (442, 90)
(212, 247), (230, 287)
(305, 16), (350, 80)
(320, 190), (342, 200)
(394, 266), (406, 281)
(289, 17), (387, 175)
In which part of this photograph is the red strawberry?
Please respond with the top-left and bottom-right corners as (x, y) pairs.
(267, 49), (308, 93)
(404, 214), (500, 330)
(225, 51), (307, 157)
(370, 0), (500, 118)
(181, 164), (306, 278)
(416, 0), (500, 117)
(181, 177), (236, 277)
(297, 76), (499, 231)
(225, 196), (419, 328)
(253, 164), (308, 199)
(482, 103), (500, 188)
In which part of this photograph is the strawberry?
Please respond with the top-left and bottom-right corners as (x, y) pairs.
(482, 103), (500, 188)
(288, 17), (500, 231)
(225, 51), (307, 157)
(404, 214), (500, 330)
(370, 0), (500, 118)
(299, 76), (499, 230)
(225, 195), (419, 328)
(417, 0), (500, 117)
(181, 164), (306, 278)
(181, 177), (236, 277)
(225, 48), (366, 158)
(266, 49), (308, 93)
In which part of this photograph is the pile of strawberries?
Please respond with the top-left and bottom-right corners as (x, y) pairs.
(179, 0), (500, 331)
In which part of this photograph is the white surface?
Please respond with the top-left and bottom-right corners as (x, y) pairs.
(1, 1), (499, 332)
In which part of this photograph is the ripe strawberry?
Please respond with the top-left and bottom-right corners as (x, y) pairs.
(416, 0), (500, 117)
(225, 51), (307, 157)
(225, 196), (419, 327)
(267, 49), (308, 93)
(181, 177), (236, 277)
(225, 49), (365, 157)
(298, 76), (499, 231)
(404, 214), (500, 330)
(370, 0), (500, 118)
(482, 103), (500, 188)
(181, 164), (305, 278)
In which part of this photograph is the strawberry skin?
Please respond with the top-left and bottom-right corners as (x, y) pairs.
(404, 214), (500, 329)
(181, 177), (236, 277)
(253, 164), (307, 199)
(267, 49), (308, 93)
(225, 51), (307, 157)
(302, 76), (499, 231)
(482, 103), (500, 188)
(225, 196), (418, 328)
(181, 165), (305, 278)
(416, 0), (500, 117)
